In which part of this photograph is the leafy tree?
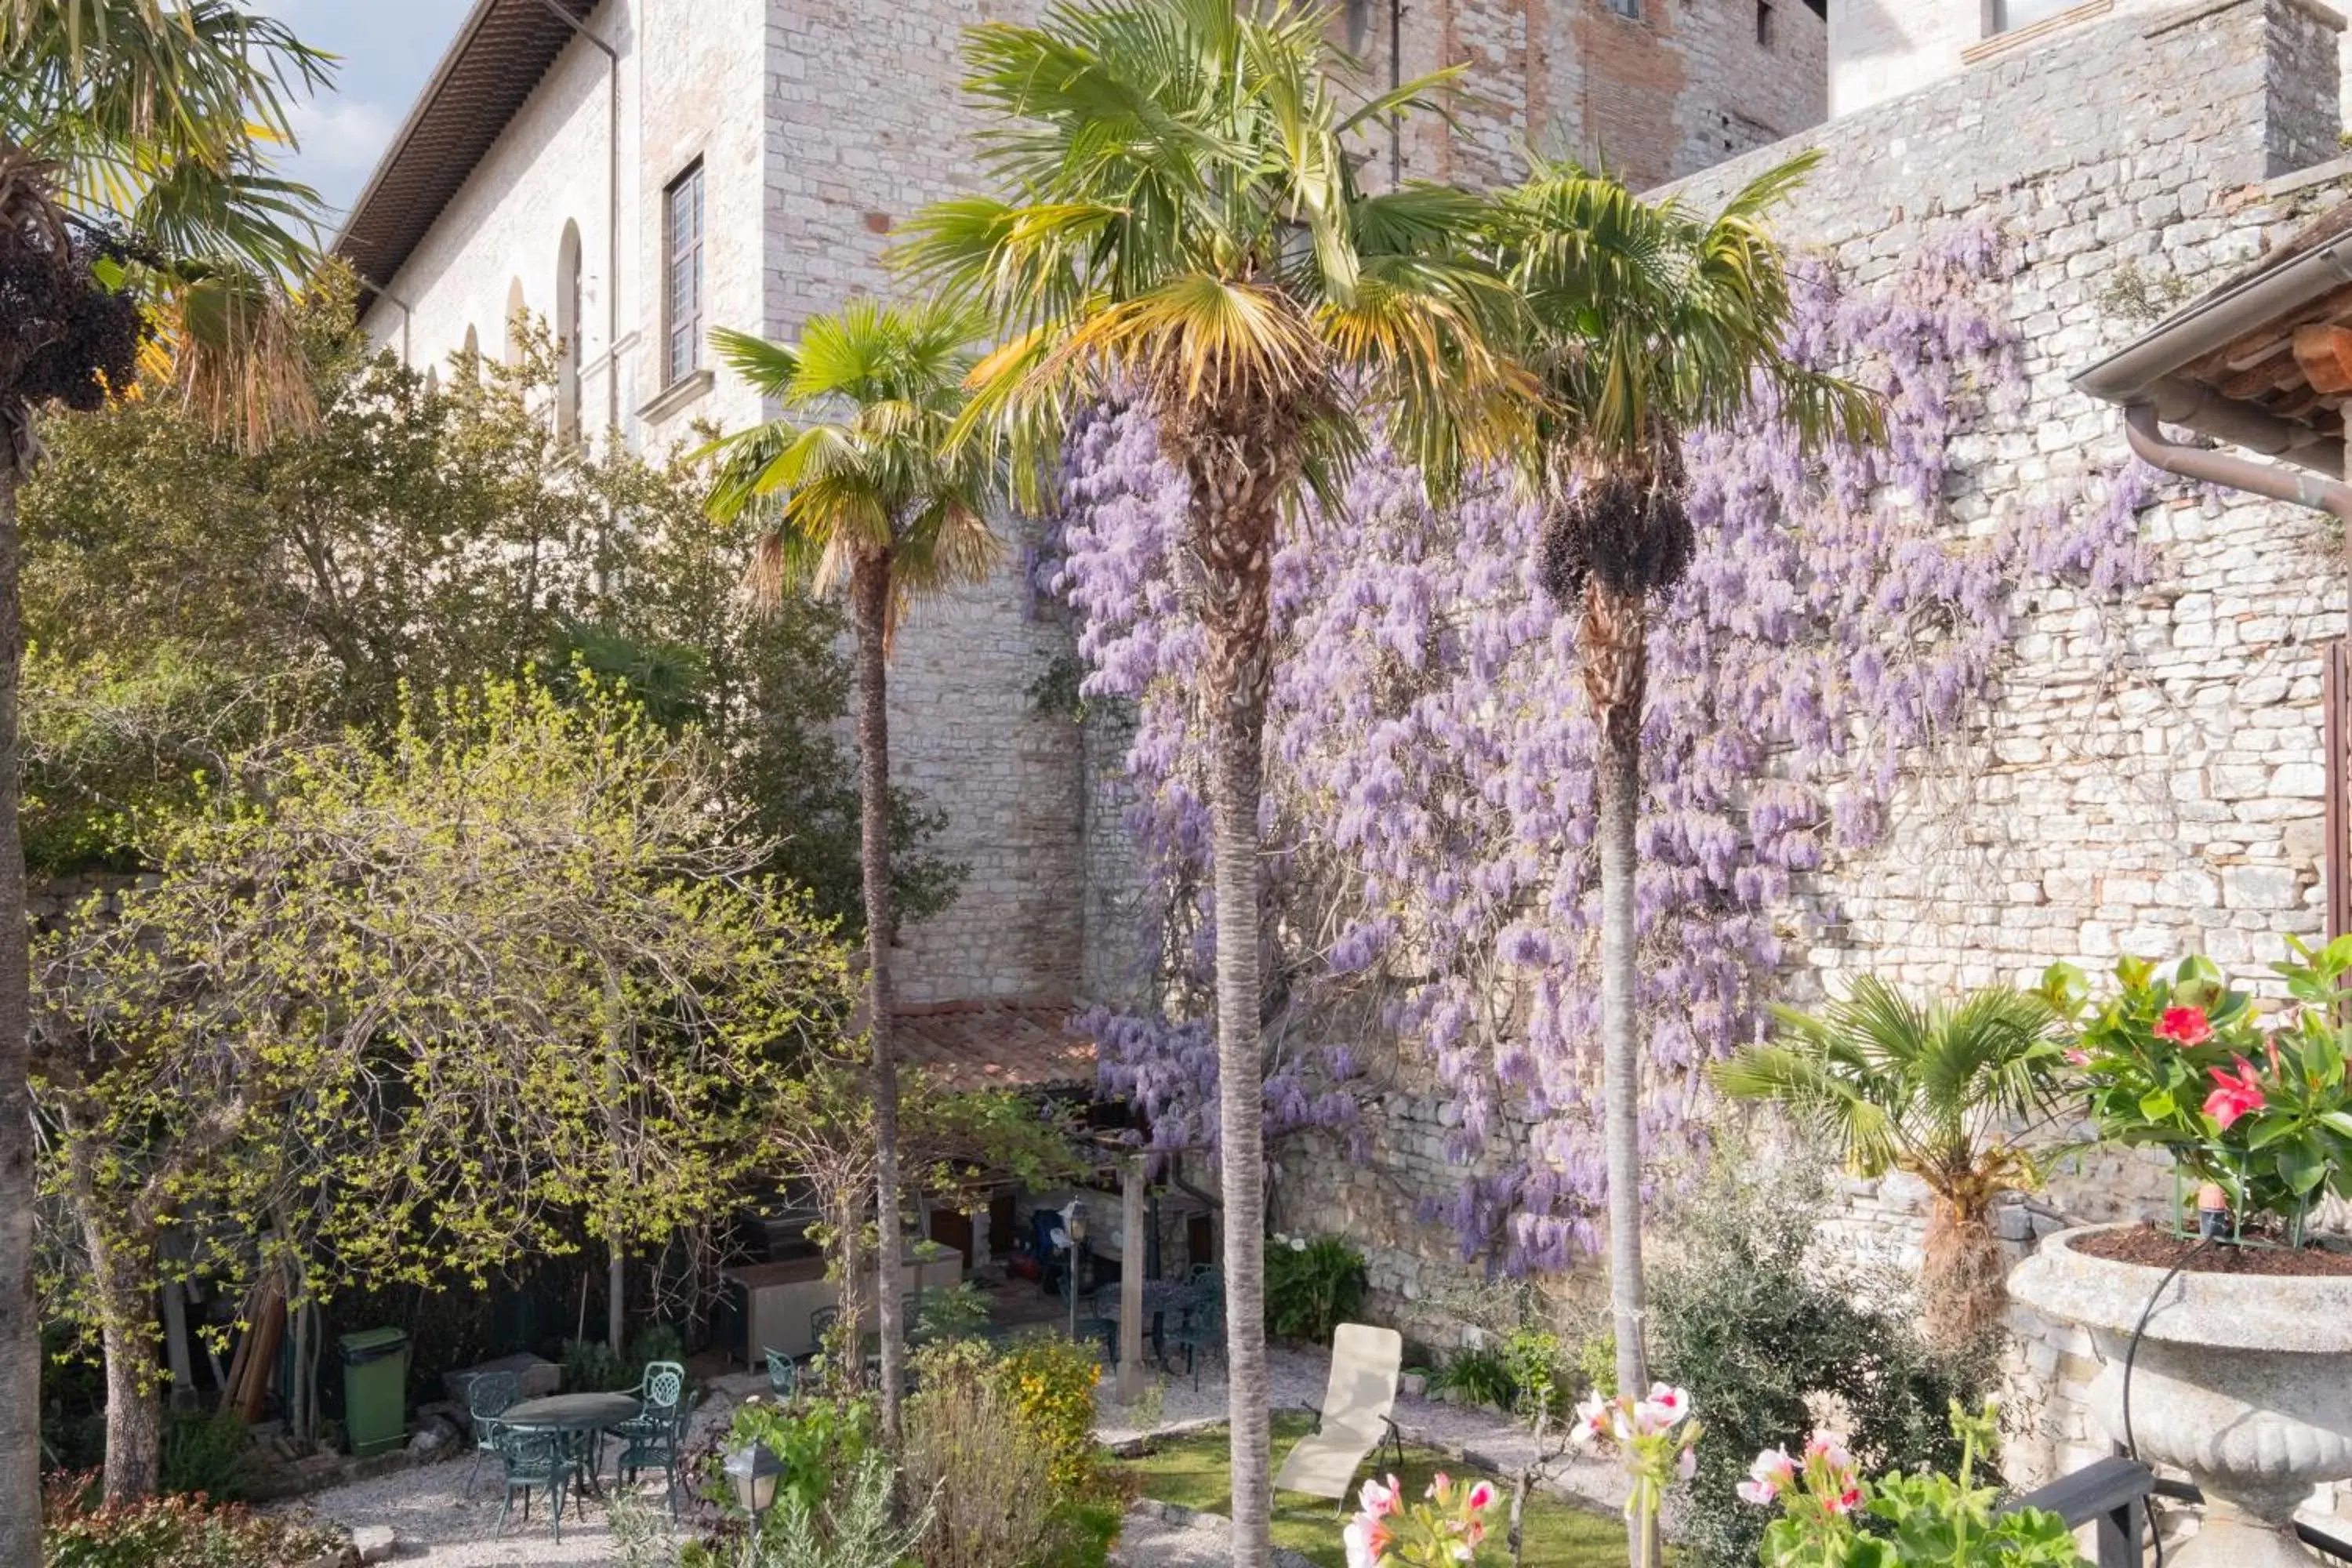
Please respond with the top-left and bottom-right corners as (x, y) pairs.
(0, 0), (331, 1541)
(702, 296), (1003, 1439)
(20, 280), (963, 930)
(1489, 155), (1877, 1548)
(1715, 980), (2069, 1352)
(32, 676), (859, 1499)
(899, 2), (1524, 1548)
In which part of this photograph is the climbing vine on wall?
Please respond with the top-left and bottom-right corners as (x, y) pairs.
(1057, 224), (2158, 1271)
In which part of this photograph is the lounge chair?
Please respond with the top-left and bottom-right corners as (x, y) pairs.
(1273, 1323), (1407, 1501)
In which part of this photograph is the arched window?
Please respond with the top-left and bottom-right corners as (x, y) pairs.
(556, 221), (583, 441)
(504, 278), (528, 367)
(424, 365), (440, 399)
(462, 325), (481, 382)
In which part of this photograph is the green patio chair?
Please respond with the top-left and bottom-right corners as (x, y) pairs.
(460, 1369), (521, 1499)
(608, 1361), (691, 1517)
(1165, 1269), (1223, 1390)
(763, 1346), (801, 1401)
(492, 1426), (578, 1541)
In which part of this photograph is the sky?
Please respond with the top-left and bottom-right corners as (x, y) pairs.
(253, 0), (477, 226)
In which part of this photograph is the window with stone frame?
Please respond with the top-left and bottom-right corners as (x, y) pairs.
(1989, 0), (2075, 33)
(1603, 0), (1639, 18)
(663, 161), (706, 387)
(1755, 0), (1774, 47)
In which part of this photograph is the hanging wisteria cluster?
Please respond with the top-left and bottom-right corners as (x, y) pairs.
(1057, 224), (2158, 1271)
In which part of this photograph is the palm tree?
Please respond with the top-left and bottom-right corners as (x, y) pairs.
(0, 0), (327, 1530)
(701, 296), (1002, 1440)
(1490, 153), (1876, 1562)
(1715, 978), (2070, 1352)
(898, 2), (1525, 1555)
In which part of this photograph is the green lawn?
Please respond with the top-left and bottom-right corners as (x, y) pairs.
(1109, 1414), (1634, 1567)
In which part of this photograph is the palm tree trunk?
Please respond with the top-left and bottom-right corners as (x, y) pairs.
(1585, 580), (1652, 1559)
(1922, 1185), (2006, 1352)
(0, 459), (38, 1559)
(1190, 457), (1278, 1568)
(851, 557), (908, 1442)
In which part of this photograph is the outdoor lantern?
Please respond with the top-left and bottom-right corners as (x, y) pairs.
(724, 1439), (784, 1519)
(1066, 1197), (1089, 1248)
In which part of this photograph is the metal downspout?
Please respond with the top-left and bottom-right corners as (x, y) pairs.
(357, 278), (416, 368)
(2124, 403), (2352, 942)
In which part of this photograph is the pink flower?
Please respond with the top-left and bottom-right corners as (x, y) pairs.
(1464, 1480), (1495, 1512)
(1343, 1515), (1389, 1568)
(2064, 1048), (2091, 1067)
(1428, 1472), (1452, 1505)
(1637, 1383), (1692, 1431)
(1803, 1434), (1852, 1471)
(1737, 1446), (1796, 1505)
(1833, 1486), (1862, 1515)
(2155, 1007), (2212, 1046)
(1569, 1394), (1611, 1448)
(1677, 1446), (1698, 1481)
(2204, 1057), (2267, 1131)
(1359, 1476), (1400, 1519)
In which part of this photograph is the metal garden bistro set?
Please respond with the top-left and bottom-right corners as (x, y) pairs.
(461, 1361), (697, 1541)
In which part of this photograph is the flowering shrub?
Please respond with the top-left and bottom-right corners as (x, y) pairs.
(1744, 1403), (2084, 1567)
(1058, 223), (2160, 1266)
(41, 1475), (347, 1568)
(992, 1334), (1102, 1492)
(1263, 1232), (1368, 1342)
(1569, 1384), (1702, 1566)
(1345, 1471), (1498, 1567)
(2042, 941), (2352, 1236)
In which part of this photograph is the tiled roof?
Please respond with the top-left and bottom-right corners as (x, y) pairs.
(892, 1000), (1096, 1094)
(330, 0), (599, 294)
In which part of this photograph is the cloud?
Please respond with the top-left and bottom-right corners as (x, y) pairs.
(284, 97), (400, 214)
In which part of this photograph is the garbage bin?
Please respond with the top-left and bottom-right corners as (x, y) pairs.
(338, 1327), (410, 1458)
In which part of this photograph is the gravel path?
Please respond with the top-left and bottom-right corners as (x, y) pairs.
(296, 1346), (1617, 1564)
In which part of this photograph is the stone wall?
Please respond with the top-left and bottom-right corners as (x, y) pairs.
(1270, 0), (2352, 1490)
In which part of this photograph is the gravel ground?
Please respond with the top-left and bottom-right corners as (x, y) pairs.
(297, 1345), (1617, 1565)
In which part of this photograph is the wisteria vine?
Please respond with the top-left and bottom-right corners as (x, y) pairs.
(1058, 224), (2158, 1272)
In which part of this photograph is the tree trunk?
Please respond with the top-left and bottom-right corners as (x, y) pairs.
(1584, 579), (1652, 1563)
(78, 1204), (165, 1502)
(1187, 447), (1279, 1568)
(0, 459), (38, 1558)
(1921, 1186), (2006, 1353)
(851, 557), (908, 1441)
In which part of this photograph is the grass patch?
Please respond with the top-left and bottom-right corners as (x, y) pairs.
(1109, 1413), (1632, 1567)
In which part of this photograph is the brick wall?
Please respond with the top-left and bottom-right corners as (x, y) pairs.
(1268, 0), (2352, 1490)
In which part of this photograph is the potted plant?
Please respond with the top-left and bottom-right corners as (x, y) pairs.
(2009, 943), (2352, 1568)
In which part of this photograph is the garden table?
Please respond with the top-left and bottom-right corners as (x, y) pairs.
(499, 1392), (641, 1502)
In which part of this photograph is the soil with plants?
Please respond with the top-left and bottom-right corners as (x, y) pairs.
(2073, 1222), (2352, 1276)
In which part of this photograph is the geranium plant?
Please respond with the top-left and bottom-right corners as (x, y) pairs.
(1567, 1385), (1702, 1568)
(1344, 1471), (1497, 1568)
(1744, 1401), (2083, 1567)
(2041, 942), (2352, 1241)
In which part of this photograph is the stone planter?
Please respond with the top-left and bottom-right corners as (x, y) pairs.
(2009, 1223), (2352, 1568)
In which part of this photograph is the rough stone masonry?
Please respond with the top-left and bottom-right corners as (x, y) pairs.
(1258, 0), (2352, 1492)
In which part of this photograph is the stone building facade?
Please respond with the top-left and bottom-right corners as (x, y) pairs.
(1267, 0), (2352, 1491)
(334, 0), (1829, 1007)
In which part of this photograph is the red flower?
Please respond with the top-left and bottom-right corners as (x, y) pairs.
(2155, 1007), (2213, 1046)
(2202, 1057), (2267, 1131)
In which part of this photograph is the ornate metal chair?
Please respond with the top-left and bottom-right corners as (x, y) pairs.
(461, 1369), (521, 1499)
(492, 1426), (578, 1541)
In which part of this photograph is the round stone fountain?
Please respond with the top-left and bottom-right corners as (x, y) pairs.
(2009, 1224), (2352, 1567)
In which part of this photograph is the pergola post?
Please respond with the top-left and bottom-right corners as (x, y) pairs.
(1118, 1154), (1146, 1402)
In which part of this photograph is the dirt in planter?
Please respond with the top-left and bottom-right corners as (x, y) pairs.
(2072, 1222), (2352, 1276)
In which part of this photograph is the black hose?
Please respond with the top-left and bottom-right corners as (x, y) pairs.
(2121, 1237), (2209, 1567)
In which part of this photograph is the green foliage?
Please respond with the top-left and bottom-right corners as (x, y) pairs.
(2043, 942), (2352, 1232)
(722, 1394), (877, 1524)
(903, 1338), (1085, 1568)
(1499, 1327), (1569, 1421)
(1575, 1330), (1617, 1402)
(1651, 1160), (1989, 1568)
(157, 1411), (249, 1504)
(913, 1281), (992, 1344)
(561, 1338), (627, 1396)
(1755, 1403), (2086, 1568)
(746, 1450), (934, 1568)
(20, 285), (961, 930)
(33, 675), (862, 1368)
(1427, 1344), (1515, 1411)
(40, 1475), (345, 1568)
(1262, 1233), (1367, 1344)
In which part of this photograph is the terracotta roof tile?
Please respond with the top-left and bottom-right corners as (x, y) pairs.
(891, 1000), (1095, 1094)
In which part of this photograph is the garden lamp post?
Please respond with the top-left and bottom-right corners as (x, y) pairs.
(724, 1439), (783, 1534)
